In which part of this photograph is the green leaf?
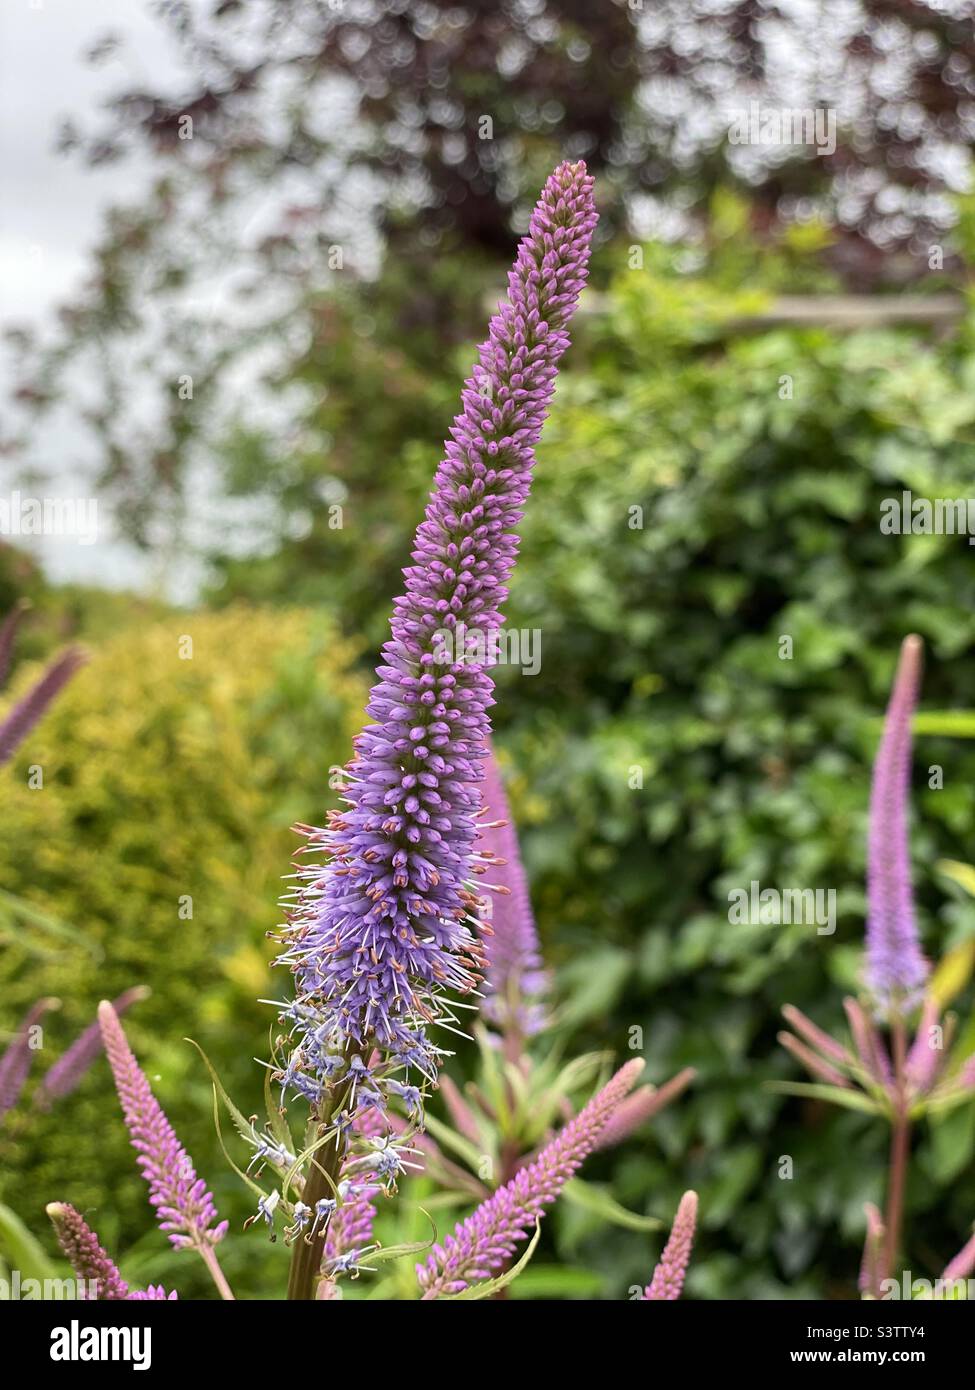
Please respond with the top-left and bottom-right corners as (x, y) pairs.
(0, 888), (101, 959)
(509, 1264), (604, 1298)
(360, 1211), (437, 1269)
(0, 1203), (58, 1283)
(422, 1111), (487, 1173)
(925, 1104), (975, 1184)
(765, 1081), (881, 1114)
(185, 1038), (257, 1149)
(441, 1219), (542, 1300)
(936, 859), (975, 899)
(914, 711), (975, 739)
(186, 1039), (278, 1205)
(208, 1083), (271, 1205)
(264, 1062), (295, 1160)
(562, 1179), (664, 1232)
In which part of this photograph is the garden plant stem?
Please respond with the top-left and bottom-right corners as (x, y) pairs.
(881, 1019), (910, 1287)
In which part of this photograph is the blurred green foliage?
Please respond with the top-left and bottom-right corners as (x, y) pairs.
(3, 219), (975, 1298)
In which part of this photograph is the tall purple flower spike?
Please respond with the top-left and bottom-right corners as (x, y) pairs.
(476, 746), (548, 1039)
(275, 163), (597, 1127)
(416, 1057), (643, 1298)
(47, 1202), (177, 1300)
(98, 1001), (228, 1251)
(0, 996), (59, 1120)
(642, 1190), (698, 1301)
(865, 634), (930, 1008)
(37, 986), (150, 1107)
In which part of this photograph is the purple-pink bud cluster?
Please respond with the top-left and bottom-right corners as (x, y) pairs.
(98, 1001), (227, 1250)
(416, 1057), (642, 1297)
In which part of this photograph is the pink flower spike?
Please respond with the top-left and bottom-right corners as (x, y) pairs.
(865, 635), (930, 1009)
(643, 1191), (698, 1301)
(843, 997), (892, 1090)
(416, 1058), (644, 1298)
(477, 747), (548, 1039)
(46, 1202), (130, 1300)
(781, 1004), (851, 1066)
(859, 1202), (885, 1298)
(778, 1031), (850, 1088)
(596, 1068), (697, 1151)
(0, 997), (60, 1120)
(0, 646), (86, 765)
(904, 997), (944, 1096)
(98, 1001), (227, 1251)
(37, 986), (151, 1107)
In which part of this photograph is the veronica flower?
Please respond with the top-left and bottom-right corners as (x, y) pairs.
(275, 163), (597, 1135)
(476, 746), (549, 1040)
(865, 634), (929, 1008)
(98, 1001), (228, 1252)
(642, 1190), (698, 1301)
(46, 1202), (177, 1301)
(36, 985), (150, 1107)
(416, 1057), (643, 1298)
(0, 996), (59, 1120)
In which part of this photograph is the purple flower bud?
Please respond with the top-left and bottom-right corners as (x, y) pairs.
(865, 636), (930, 1008)
(275, 163), (598, 1129)
(844, 997), (892, 1088)
(98, 1001), (227, 1250)
(904, 997), (944, 1095)
(778, 1030), (851, 1088)
(596, 1068), (696, 1151)
(781, 1004), (851, 1067)
(46, 1202), (130, 1300)
(416, 1058), (643, 1298)
(36, 986), (150, 1107)
(477, 747), (548, 1039)
(0, 996), (59, 1120)
(643, 1190), (698, 1301)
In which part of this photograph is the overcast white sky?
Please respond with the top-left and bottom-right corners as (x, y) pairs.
(1, 0), (189, 593)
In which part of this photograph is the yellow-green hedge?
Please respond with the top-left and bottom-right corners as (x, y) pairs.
(0, 605), (367, 1282)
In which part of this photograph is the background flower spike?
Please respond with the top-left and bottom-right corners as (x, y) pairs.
(858, 1202), (885, 1299)
(865, 634), (930, 1011)
(596, 1067), (697, 1151)
(642, 1190), (698, 1301)
(37, 985), (151, 1108)
(476, 744), (549, 1045)
(0, 996), (60, 1120)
